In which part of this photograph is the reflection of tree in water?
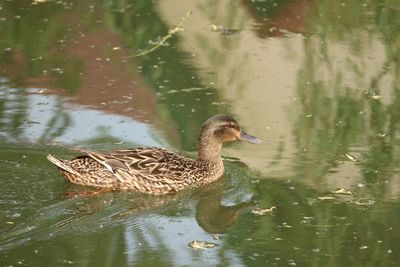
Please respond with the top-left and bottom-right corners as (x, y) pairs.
(106, 0), (224, 150)
(0, 88), (71, 142)
(0, 88), (28, 140)
(39, 98), (71, 142)
(262, 1), (400, 265)
(241, 0), (312, 37)
(0, 1), (83, 92)
(294, 1), (400, 195)
(221, 177), (400, 266)
(0, 0), (224, 149)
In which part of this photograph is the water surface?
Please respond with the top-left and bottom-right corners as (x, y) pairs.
(1, 0), (400, 266)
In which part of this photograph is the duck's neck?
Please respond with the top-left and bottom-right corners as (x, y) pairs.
(197, 132), (223, 163)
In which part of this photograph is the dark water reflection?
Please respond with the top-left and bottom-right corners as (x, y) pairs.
(1, 0), (400, 266)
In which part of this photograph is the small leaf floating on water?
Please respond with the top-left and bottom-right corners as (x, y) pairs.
(331, 188), (353, 195)
(32, 0), (49, 4)
(301, 221), (335, 228)
(212, 235), (222, 240)
(282, 222), (292, 228)
(209, 24), (219, 31)
(317, 196), (336, 200)
(301, 216), (334, 228)
(345, 153), (357, 162)
(371, 95), (381, 100)
(24, 118), (40, 124)
(251, 206), (276, 216)
(209, 24), (241, 35)
(353, 198), (375, 207)
(188, 240), (217, 250)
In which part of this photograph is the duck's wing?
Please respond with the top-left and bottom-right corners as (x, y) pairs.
(79, 147), (191, 178)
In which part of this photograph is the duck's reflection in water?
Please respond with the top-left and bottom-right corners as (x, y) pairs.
(195, 193), (254, 234)
(65, 173), (255, 234)
(0, 174), (255, 251)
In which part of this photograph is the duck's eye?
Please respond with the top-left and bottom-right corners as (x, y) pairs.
(226, 123), (236, 128)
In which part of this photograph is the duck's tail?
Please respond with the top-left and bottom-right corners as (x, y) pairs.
(47, 154), (81, 176)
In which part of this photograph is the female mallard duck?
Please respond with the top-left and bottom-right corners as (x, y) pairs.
(47, 114), (261, 195)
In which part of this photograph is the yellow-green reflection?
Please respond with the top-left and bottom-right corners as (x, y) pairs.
(295, 0), (400, 195)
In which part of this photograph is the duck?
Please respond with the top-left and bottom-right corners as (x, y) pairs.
(47, 114), (261, 195)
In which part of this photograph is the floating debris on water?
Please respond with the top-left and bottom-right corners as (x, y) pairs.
(164, 86), (211, 95)
(251, 206), (276, 216)
(282, 222), (292, 228)
(212, 235), (222, 240)
(317, 196), (336, 200)
(24, 118), (40, 124)
(209, 24), (241, 35)
(301, 222), (335, 228)
(371, 95), (381, 100)
(127, 10), (192, 57)
(331, 188), (353, 195)
(345, 153), (357, 162)
(301, 217), (334, 228)
(188, 240), (217, 249)
(32, 0), (49, 4)
(353, 198), (375, 207)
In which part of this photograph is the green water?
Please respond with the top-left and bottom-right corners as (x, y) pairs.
(1, 0), (400, 266)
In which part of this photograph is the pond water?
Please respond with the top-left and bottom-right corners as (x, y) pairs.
(1, 0), (400, 266)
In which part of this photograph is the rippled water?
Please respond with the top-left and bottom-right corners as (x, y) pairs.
(1, 0), (400, 266)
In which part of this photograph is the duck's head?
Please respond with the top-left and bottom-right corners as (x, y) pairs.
(198, 115), (261, 161)
(200, 114), (262, 144)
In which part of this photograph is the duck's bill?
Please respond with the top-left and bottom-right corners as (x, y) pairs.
(239, 131), (262, 144)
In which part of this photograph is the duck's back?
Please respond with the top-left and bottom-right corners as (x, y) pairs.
(47, 147), (223, 195)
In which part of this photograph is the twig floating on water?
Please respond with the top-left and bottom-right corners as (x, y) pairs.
(188, 240), (217, 249)
(251, 206), (276, 216)
(331, 188), (353, 195)
(163, 86), (211, 94)
(126, 10), (192, 58)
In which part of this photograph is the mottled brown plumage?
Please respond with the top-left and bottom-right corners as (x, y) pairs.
(47, 114), (261, 195)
